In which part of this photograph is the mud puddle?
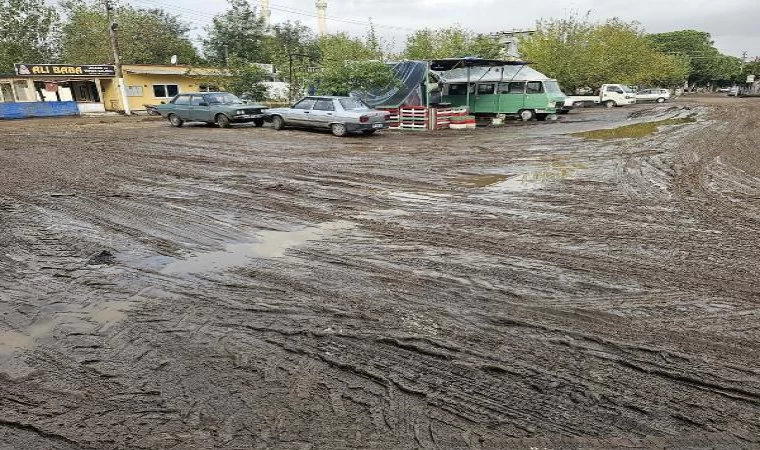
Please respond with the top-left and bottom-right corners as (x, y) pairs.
(462, 161), (590, 193)
(573, 117), (697, 140)
(0, 321), (57, 354)
(0, 301), (132, 355)
(161, 220), (355, 275)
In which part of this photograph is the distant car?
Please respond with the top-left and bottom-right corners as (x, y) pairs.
(155, 92), (267, 128)
(717, 87), (731, 93)
(265, 96), (390, 137)
(728, 86), (740, 97)
(636, 88), (671, 103)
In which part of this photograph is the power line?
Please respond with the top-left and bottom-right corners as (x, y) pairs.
(124, 0), (414, 32)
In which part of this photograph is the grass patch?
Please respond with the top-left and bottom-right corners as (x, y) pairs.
(573, 117), (697, 140)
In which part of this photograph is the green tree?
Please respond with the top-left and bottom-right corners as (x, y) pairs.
(0, 0), (59, 72)
(313, 60), (399, 98)
(203, 0), (268, 65)
(317, 32), (378, 63)
(264, 21), (319, 76)
(520, 16), (689, 91)
(403, 26), (502, 59)
(59, 0), (199, 65)
(196, 57), (268, 100)
(648, 30), (738, 85)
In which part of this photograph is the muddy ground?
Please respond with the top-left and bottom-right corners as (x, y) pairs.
(1, 96), (759, 449)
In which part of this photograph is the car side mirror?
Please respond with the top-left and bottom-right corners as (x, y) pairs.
(616, 90), (624, 94)
(199, 102), (208, 107)
(160, 101), (166, 104)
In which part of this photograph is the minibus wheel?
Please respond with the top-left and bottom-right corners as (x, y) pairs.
(519, 109), (535, 121)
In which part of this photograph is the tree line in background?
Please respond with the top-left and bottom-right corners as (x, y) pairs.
(0, 0), (752, 99)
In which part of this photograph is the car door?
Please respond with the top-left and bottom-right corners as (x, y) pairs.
(189, 95), (212, 122)
(498, 81), (525, 113)
(289, 98), (317, 125)
(310, 98), (336, 128)
(168, 94), (192, 119)
(524, 81), (546, 111)
(472, 83), (497, 114)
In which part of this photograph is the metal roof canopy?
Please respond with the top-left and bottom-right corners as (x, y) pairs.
(428, 58), (529, 112)
(429, 57), (528, 72)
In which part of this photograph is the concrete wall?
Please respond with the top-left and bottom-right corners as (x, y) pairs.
(0, 101), (79, 119)
(102, 73), (210, 112)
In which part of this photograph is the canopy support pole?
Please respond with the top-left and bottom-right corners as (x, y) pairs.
(465, 65), (471, 112)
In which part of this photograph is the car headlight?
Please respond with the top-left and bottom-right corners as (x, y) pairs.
(236, 110), (245, 115)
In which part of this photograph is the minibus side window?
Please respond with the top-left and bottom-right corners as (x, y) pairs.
(448, 83), (468, 95)
(509, 82), (526, 94)
(526, 81), (544, 94)
(477, 83), (495, 95)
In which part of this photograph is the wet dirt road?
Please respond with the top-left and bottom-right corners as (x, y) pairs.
(1, 98), (759, 449)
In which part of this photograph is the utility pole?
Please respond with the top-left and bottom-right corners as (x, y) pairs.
(106, 0), (131, 115)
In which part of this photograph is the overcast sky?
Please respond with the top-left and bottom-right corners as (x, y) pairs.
(127, 0), (760, 58)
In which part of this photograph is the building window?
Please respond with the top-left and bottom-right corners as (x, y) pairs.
(12, 80), (32, 101)
(199, 84), (220, 92)
(126, 86), (144, 97)
(153, 84), (179, 98)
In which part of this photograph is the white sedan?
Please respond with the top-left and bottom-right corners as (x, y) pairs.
(265, 96), (390, 137)
(636, 88), (671, 103)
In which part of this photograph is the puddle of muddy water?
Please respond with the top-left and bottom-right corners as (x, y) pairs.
(572, 117), (697, 140)
(457, 174), (511, 187)
(161, 220), (355, 275)
(0, 320), (57, 354)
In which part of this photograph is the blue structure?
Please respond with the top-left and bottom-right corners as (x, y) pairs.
(0, 101), (79, 120)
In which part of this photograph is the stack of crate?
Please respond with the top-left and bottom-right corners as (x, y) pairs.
(398, 106), (428, 130)
(448, 107), (476, 129)
(430, 107), (452, 130)
(377, 108), (400, 129)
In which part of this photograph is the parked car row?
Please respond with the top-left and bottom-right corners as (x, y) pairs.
(155, 92), (391, 137)
(155, 85), (677, 135)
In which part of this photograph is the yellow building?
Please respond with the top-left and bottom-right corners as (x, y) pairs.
(2, 63), (277, 118)
(101, 64), (229, 112)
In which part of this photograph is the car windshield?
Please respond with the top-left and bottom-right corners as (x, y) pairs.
(205, 93), (243, 105)
(339, 98), (369, 110)
(620, 85), (633, 93)
(544, 80), (564, 94)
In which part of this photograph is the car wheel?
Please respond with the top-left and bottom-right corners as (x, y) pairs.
(605, 100), (616, 108)
(253, 118), (265, 127)
(272, 116), (285, 130)
(362, 130), (376, 135)
(518, 109), (535, 121)
(656, 97), (666, 103)
(168, 114), (183, 127)
(216, 114), (231, 128)
(331, 123), (347, 137)
(573, 101), (583, 108)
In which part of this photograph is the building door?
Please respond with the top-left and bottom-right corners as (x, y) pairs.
(71, 81), (99, 102)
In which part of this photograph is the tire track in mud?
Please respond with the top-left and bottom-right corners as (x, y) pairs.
(1, 103), (760, 448)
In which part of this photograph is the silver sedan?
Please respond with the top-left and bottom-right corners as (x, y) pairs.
(265, 96), (390, 137)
